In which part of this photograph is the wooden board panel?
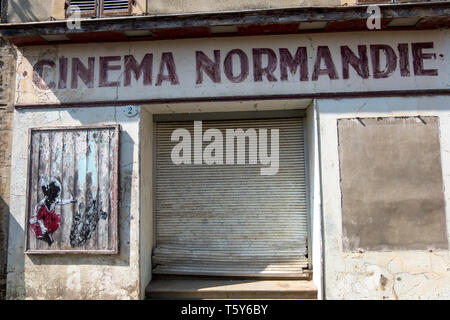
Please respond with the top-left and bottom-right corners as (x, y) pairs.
(24, 125), (120, 254)
(338, 117), (448, 251)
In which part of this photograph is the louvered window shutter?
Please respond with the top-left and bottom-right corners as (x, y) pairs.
(67, 1), (131, 17)
(68, 0), (97, 16)
(102, 0), (131, 15)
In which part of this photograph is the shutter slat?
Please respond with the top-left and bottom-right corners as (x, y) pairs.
(69, 0), (96, 12)
(154, 118), (308, 276)
(102, 0), (130, 12)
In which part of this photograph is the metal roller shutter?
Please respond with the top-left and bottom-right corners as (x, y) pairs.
(153, 117), (309, 277)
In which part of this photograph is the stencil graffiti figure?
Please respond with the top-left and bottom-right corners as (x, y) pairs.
(69, 189), (107, 248)
(29, 176), (77, 246)
(25, 127), (118, 253)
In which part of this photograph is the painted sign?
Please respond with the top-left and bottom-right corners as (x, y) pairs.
(25, 126), (120, 254)
(15, 30), (449, 106)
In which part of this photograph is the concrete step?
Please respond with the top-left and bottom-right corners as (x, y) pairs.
(146, 279), (317, 300)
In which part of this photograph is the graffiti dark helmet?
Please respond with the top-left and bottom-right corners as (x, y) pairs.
(39, 176), (62, 202)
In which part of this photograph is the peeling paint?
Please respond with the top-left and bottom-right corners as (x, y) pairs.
(318, 96), (450, 300)
(6, 106), (141, 300)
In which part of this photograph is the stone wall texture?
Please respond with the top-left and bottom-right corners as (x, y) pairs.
(0, 38), (14, 300)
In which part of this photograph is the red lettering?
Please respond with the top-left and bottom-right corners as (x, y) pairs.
(156, 52), (179, 86)
(33, 60), (56, 90)
(279, 47), (308, 81)
(341, 45), (369, 79)
(58, 57), (68, 89)
(124, 54), (153, 86)
(253, 48), (277, 82)
(99, 56), (121, 87)
(398, 43), (410, 77)
(71, 57), (95, 88)
(312, 46), (339, 81)
(224, 49), (249, 83)
(370, 45), (397, 79)
(412, 42), (438, 76)
(196, 50), (221, 84)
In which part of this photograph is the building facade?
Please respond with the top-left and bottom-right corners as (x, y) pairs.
(0, 30), (16, 299)
(0, 0), (449, 300)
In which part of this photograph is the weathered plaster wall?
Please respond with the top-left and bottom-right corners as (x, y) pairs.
(148, 0), (340, 14)
(0, 38), (16, 300)
(317, 95), (450, 299)
(5, 0), (344, 23)
(139, 108), (153, 299)
(6, 105), (142, 300)
(5, 0), (146, 22)
(6, 0), (56, 23)
(133, 0), (148, 15)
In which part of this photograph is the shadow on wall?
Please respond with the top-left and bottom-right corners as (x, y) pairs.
(6, 0), (51, 23)
(5, 209), (24, 299)
(0, 196), (10, 300)
(5, 0), (39, 22)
